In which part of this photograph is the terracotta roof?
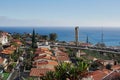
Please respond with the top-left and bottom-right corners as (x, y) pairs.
(36, 48), (49, 52)
(12, 39), (22, 45)
(102, 69), (111, 74)
(57, 56), (69, 62)
(0, 57), (4, 64)
(80, 43), (92, 46)
(35, 51), (44, 54)
(34, 55), (47, 60)
(35, 48), (52, 55)
(33, 60), (58, 66)
(34, 54), (56, 60)
(57, 52), (68, 56)
(1, 49), (14, 54)
(58, 47), (67, 51)
(1, 45), (16, 55)
(47, 61), (58, 66)
(103, 70), (120, 80)
(51, 56), (57, 60)
(112, 65), (120, 70)
(89, 70), (107, 80)
(44, 51), (52, 55)
(33, 60), (48, 66)
(30, 68), (52, 77)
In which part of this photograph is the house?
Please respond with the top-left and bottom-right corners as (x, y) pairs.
(112, 65), (120, 70)
(55, 50), (70, 63)
(12, 39), (22, 46)
(33, 60), (58, 69)
(87, 63), (120, 80)
(0, 45), (16, 59)
(80, 43), (93, 47)
(102, 70), (120, 80)
(0, 32), (9, 45)
(87, 70), (108, 80)
(95, 59), (117, 66)
(76, 50), (87, 57)
(30, 47), (58, 77)
(30, 68), (53, 77)
(0, 57), (8, 70)
(34, 54), (56, 61)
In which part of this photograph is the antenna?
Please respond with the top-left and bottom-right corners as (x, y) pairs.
(101, 27), (103, 43)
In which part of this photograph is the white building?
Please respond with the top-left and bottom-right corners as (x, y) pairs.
(0, 32), (8, 45)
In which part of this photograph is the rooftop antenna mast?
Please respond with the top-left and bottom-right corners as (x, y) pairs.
(101, 27), (104, 43)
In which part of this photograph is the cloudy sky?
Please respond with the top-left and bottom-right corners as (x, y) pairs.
(0, 0), (120, 27)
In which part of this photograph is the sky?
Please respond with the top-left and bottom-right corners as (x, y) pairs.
(0, 0), (120, 27)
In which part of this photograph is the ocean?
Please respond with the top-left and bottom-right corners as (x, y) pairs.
(0, 26), (120, 46)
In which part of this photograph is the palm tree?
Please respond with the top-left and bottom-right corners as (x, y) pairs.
(41, 71), (55, 80)
(40, 61), (89, 80)
(68, 66), (78, 80)
(67, 61), (89, 80)
(55, 63), (71, 80)
(76, 61), (89, 79)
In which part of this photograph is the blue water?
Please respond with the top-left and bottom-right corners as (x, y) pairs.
(0, 26), (120, 46)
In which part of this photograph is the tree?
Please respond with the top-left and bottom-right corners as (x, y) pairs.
(41, 71), (55, 80)
(41, 61), (89, 80)
(95, 42), (106, 48)
(12, 32), (21, 39)
(54, 62), (71, 80)
(76, 61), (89, 79)
(32, 29), (36, 48)
(106, 63), (112, 70)
(41, 35), (48, 41)
(49, 33), (57, 41)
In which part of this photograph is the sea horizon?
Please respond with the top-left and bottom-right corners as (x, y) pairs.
(0, 26), (120, 46)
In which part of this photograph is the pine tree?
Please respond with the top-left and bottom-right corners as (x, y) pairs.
(86, 35), (89, 43)
(32, 29), (35, 48)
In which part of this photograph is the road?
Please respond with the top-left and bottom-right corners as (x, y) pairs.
(7, 50), (26, 80)
(7, 66), (19, 80)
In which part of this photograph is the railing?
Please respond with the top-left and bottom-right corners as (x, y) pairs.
(50, 44), (120, 54)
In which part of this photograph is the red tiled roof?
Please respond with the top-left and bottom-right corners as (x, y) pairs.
(47, 61), (58, 66)
(0, 57), (4, 64)
(36, 48), (49, 52)
(1, 45), (16, 54)
(12, 39), (22, 45)
(57, 56), (69, 62)
(57, 52), (68, 56)
(34, 54), (56, 61)
(112, 65), (120, 70)
(33, 60), (48, 66)
(80, 43), (92, 46)
(89, 70), (107, 80)
(33, 60), (58, 66)
(30, 68), (52, 77)
(103, 70), (120, 80)
(34, 55), (47, 60)
(35, 49), (52, 55)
